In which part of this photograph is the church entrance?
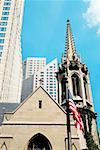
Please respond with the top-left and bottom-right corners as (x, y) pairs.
(27, 133), (52, 150)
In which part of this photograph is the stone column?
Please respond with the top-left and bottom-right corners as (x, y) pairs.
(79, 68), (86, 106)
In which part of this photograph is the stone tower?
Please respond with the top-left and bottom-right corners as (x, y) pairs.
(56, 20), (100, 149)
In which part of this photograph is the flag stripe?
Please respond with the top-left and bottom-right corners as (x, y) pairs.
(68, 91), (83, 130)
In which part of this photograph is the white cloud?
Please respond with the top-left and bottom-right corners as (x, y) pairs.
(83, 0), (100, 34)
(82, 0), (90, 2)
(97, 29), (100, 35)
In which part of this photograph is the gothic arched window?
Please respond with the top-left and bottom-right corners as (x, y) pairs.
(28, 133), (52, 150)
(71, 74), (81, 97)
(83, 76), (88, 99)
(1, 142), (7, 150)
(72, 143), (77, 150)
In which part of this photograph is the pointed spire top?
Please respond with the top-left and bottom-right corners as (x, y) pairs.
(65, 20), (77, 61)
(67, 19), (70, 23)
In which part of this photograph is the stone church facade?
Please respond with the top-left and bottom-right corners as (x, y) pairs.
(0, 87), (84, 150)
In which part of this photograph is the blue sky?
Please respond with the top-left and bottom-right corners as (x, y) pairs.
(21, 0), (100, 129)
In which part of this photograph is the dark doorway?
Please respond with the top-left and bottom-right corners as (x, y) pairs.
(28, 133), (52, 150)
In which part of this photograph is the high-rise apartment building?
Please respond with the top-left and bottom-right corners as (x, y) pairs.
(23, 57), (46, 79)
(0, 0), (24, 103)
(22, 58), (58, 101)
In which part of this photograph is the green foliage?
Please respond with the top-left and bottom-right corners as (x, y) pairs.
(85, 131), (99, 150)
(80, 108), (99, 150)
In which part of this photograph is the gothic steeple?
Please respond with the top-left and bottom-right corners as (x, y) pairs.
(64, 20), (77, 62)
(58, 20), (93, 108)
(56, 21), (100, 150)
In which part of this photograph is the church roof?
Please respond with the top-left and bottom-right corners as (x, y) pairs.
(9, 86), (66, 115)
(0, 103), (19, 124)
(0, 86), (67, 125)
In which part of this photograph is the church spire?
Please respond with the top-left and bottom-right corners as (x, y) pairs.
(65, 20), (76, 61)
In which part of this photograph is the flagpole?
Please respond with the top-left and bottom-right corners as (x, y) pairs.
(65, 72), (72, 150)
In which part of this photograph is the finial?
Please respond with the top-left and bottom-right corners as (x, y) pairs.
(67, 19), (70, 23)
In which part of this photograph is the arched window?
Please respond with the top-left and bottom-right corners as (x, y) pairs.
(1, 142), (7, 150)
(83, 76), (88, 99)
(27, 133), (52, 150)
(72, 74), (81, 97)
(72, 143), (77, 150)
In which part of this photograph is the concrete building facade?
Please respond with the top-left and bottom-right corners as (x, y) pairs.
(0, 0), (24, 103)
(21, 58), (58, 101)
(23, 57), (46, 80)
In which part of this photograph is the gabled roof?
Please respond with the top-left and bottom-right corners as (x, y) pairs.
(5, 86), (66, 115)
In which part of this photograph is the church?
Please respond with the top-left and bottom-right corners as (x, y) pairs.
(0, 20), (99, 150)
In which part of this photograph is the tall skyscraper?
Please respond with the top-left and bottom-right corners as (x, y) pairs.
(22, 58), (58, 101)
(0, 0), (24, 103)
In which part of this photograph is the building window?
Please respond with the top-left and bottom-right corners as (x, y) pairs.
(0, 33), (5, 37)
(0, 52), (2, 57)
(72, 143), (77, 150)
(0, 27), (6, 31)
(0, 22), (7, 26)
(49, 66), (52, 68)
(4, 2), (11, 6)
(39, 100), (42, 109)
(0, 39), (4, 44)
(3, 7), (10, 10)
(1, 142), (8, 150)
(50, 92), (53, 94)
(1, 17), (8, 20)
(83, 76), (88, 99)
(2, 12), (9, 15)
(0, 45), (3, 50)
(72, 74), (81, 97)
(28, 133), (52, 150)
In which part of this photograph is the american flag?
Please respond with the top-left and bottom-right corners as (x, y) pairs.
(68, 90), (83, 130)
